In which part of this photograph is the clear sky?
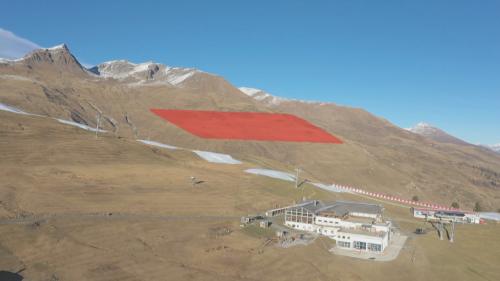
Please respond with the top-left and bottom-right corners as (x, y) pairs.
(1, 0), (499, 144)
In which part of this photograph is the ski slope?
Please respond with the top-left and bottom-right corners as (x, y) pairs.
(193, 150), (242, 164)
(245, 168), (295, 182)
(137, 140), (178, 150)
(56, 119), (106, 133)
(0, 102), (30, 115)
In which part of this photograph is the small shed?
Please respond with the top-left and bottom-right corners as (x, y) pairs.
(260, 220), (272, 228)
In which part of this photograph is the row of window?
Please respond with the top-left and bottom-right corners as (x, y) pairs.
(318, 228), (336, 235)
(352, 241), (382, 252)
(316, 219), (339, 224)
(337, 241), (350, 248)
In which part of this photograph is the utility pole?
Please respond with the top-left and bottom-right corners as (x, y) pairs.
(450, 220), (455, 243)
(95, 113), (101, 139)
(295, 168), (301, 189)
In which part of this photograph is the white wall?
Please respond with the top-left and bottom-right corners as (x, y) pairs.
(285, 214), (391, 251)
(336, 231), (388, 251)
(284, 221), (316, 232)
(315, 216), (359, 229)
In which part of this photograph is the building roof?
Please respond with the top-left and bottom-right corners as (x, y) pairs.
(316, 201), (383, 217)
(288, 200), (383, 217)
(337, 227), (387, 238)
(288, 200), (326, 213)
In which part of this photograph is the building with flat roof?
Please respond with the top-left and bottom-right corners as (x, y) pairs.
(284, 200), (392, 253)
(411, 207), (481, 224)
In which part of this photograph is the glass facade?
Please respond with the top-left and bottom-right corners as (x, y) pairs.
(285, 207), (314, 224)
(337, 241), (351, 248)
(368, 243), (382, 252)
(353, 241), (367, 250)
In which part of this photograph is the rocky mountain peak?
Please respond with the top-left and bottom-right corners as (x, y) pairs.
(406, 122), (470, 145)
(90, 60), (200, 86)
(2, 43), (88, 74)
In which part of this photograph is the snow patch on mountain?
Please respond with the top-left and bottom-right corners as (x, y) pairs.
(0, 102), (30, 115)
(91, 60), (200, 86)
(238, 87), (264, 96)
(481, 143), (500, 153)
(239, 87), (289, 105)
(164, 67), (197, 85)
(244, 168), (296, 182)
(405, 122), (439, 135)
(311, 182), (347, 193)
(45, 44), (68, 51)
(137, 140), (178, 150)
(94, 60), (152, 79)
(56, 119), (106, 133)
(193, 150), (242, 164)
(238, 87), (329, 106)
(405, 122), (471, 145)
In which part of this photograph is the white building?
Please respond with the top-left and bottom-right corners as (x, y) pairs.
(284, 200), (392, 253)
(411, 207), (481, 224)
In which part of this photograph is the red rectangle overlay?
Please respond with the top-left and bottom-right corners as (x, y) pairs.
(151, 109), (342, 144)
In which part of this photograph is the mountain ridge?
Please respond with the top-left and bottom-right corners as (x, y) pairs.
(1, 43), (500, 210)
(406, 122), (471, 146)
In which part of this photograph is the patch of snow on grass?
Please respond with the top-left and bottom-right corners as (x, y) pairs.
(193, 150), (242, 164)
(311, 182), (346, 193)
(0, 102), (30, 115)
(137, 140), (178, 150)
(56, 119), (106, 133)
(245, 168), (295, 182)
(480, 212), (500, 221)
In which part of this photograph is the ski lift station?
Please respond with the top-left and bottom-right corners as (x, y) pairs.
(411, 207), (481, 224)
(284, 200), (393, 253)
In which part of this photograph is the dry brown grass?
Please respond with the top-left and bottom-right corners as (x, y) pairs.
(1, 109), (500, 281)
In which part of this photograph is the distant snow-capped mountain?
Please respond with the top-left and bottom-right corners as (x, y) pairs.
(238, 86), (328, 106)
(238, 87), (288, 105)
(89, 60), (200, 86)
(406, 122), (470, 145)
(1, 43), (206, 87)
(481, 143), (500, 154)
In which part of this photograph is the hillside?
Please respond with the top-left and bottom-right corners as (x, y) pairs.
(406, 122), (471, 146)
(1, 44), (500, 211)
(1, 102), (500, 281)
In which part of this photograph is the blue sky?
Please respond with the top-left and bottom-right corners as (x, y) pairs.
(1, 0), (499, 144)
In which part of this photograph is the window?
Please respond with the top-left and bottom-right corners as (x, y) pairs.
(353, 241), (367, 250)
(368, 243), (382, 252)
(337, 241), (350, 248)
